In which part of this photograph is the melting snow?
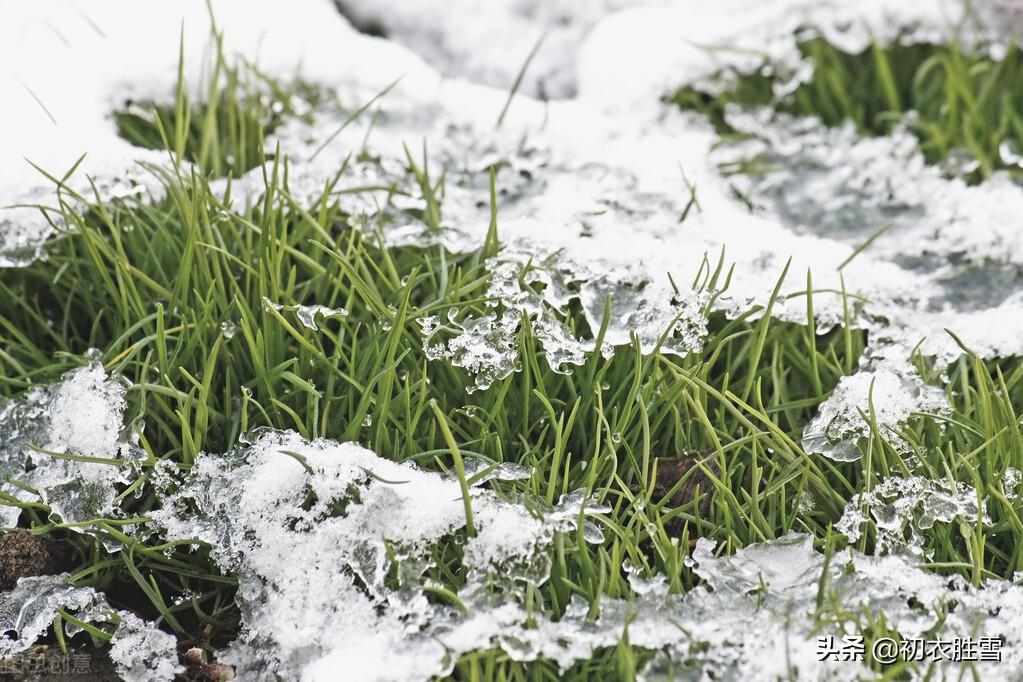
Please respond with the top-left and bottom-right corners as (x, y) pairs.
(148, 431), (1023, 681)
(149, 429), (610, 680)
(0, 359), (142, 527)
(836, 476), (989, 558)
(0, 574), (180, 681)
(333, 0), (650, 99)
(5, 0), (1023, 678)
(801, 369), (949, 462)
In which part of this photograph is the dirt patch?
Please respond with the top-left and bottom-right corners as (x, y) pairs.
(650, 449), (718, 539)
(0, 530), (48, 589)
(0, 530), (75, 590)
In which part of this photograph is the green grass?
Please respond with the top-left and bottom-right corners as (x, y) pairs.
(113, 43), (324, 178)
(3, 31), (1023, 681)
(671, 36), (1023, 182)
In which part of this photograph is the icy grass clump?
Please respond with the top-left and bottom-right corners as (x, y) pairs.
(0, 576), (100, 659)
(837, 476), (989, 558)
(149, 430), (1023, 680)
(801, 369), (949, 462)
(150, 429), (610, 680)
(0, 360), (142, 527)
(0, 575), (180, 681)
(711, 105), (1023, 461)
(0, 156), (169, 268)
(7, 0), (996, 401)
(579, 0), (1016, 107)
(262, 298), (349, 332)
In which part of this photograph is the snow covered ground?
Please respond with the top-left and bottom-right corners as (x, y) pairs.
(4, 0), (1023, 679)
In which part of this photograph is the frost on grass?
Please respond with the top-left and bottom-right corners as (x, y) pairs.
(0, 360), (142, 527)
(837, 477), (989, 558)
(0, 575), (180, 681)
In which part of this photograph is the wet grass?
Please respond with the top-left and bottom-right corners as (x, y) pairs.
(671, 36), (1023, 182)
(2, 32), (1023, 682)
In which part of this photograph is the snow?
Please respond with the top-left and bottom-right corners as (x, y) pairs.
(4, 0), (1023, 678)
(0, 574), (180, 681)
(837, 476), (990, 558)
(333, 0), (653, 99)
(149, 429), (611, 680)
(149, 429), (1023, 681)
(801, 369), (949, 462)
(0, 359), (142, 527)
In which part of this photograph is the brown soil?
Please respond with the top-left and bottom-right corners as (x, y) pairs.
(0, 530), (51, 590)
(647, 449), (719, 539)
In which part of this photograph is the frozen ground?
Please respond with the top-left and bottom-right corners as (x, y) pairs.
(3, 0), (1023, 680)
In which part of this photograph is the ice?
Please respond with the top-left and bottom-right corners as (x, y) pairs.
(578, 0), (1018, 107)
(150, 429), (612, 680)
(423, 311), (522, 392)
(801, 369), (949, 462)
(8, 0), (1010, 403)
(0, 360), (142, 527)
(146, 428), (1023, 679)
(456, 457), (532, 486)
(836, 476), (990, 558)
(108, 612), (182, 682)
(0, 575), (180, 681)
(1004, 468), (1022, 500)
(0, 575), (100, 659)
(294, 304), (349, 330)
(0, 157), (169, 269)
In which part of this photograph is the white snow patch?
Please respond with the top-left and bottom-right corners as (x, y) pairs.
(0, 360), (142, 527)
(150, 428), (610, 680)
